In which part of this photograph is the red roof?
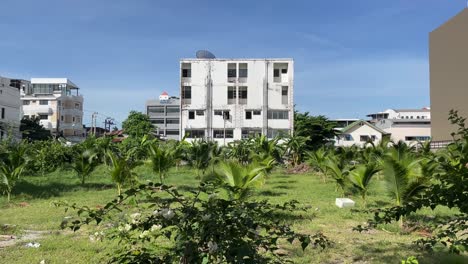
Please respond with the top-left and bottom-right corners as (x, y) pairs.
(161, 91), (168, 96)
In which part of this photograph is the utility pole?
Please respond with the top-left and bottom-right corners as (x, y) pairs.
(91, 112), (98, 136)
(104, 117), (114, 133)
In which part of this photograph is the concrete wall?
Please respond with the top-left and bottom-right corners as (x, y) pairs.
(180, 59), (294, 143)
(430, 8), (468, 140)
(0, 77), (21, 139)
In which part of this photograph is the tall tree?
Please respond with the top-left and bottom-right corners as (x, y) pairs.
(294, 111), (337, 151)
(121, 111), (153, 138)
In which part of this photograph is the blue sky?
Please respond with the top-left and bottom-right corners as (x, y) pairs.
(0, 0), (466, 127)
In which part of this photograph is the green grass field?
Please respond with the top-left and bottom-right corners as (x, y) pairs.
(0, 165), (466, 263)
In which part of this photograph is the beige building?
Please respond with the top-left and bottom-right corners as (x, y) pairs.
(21, 78), (84, 141)
(430, 8), (468, 141)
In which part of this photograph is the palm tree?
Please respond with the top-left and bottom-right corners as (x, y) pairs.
(186, 140), (212, 179)
(382, 146), (429, 227)
(106, 149), (139, 195)
(225, 139), (252, 165)
(285, 134), (310, 167)
(348, 162), (381, 205)
(214, 160), (270, 200)
(307, 147), (329, 182)
(0, 141), (29, 202)
(250, 135), (283, 162)
(325, 155), (350, 196)
(148, 143), (175, 184)
(71, 149), (98, 185)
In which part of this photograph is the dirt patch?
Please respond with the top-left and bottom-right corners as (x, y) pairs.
(286, 163), (311, 174)
(0, 230), (51, 248)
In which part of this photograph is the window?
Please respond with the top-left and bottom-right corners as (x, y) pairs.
(223, 111), (230, 120)
(227, 86), (236, 104)
(273, 69), (280, 77)
(267, 129), (289, 138)
(239, 63), (248, 78)
(188, 111), (195, 119)
(360, 135), (373, 142)
(75, 103), (80, 109)
(238, 86), (247, 104)
(39, 114), (48, 120)
(23, 115), (30, 119)
(182, 63), (191, 78)
(410, 116), (413, 119)
(185, 129), (205, 138)
(245, 111), (252, 120)
(182, 86), (191, 104)
(1, 108), (4, 119)
(405, 136), (431, 141)
(421, 116), (425, 119)
(213, 129), (234, 138)
(148, 106), (165, 114)
(39, 100), (48, 105)
(151, 119), (165, 124)
(214, 110), (223, 116)
(166, 118), (179, 124)
(61, 116), (64, 121)
(253, 110), (261, 115)
(73, 117), (75, 122)
(76, 117), (81, 123)
(166, 107), (180, 115)
(267, 110), (289, 119)
(23, 101), (30, 105)
(196, 110), (204, 116)
(344, 134), (352, 141)
(371, 135), (376, 141)
(242, 129), (261, 139)
(227, 63), (237, 78)
(282, 86), (288, 105)
(281, 68), (288, 74)
(166, 130), (179, 135)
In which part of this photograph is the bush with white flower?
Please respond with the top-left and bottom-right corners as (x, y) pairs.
(58, 183), (329, 263)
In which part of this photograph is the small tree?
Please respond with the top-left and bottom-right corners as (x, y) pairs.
(122, 111), (153, 138)
(0, 141), (29, 202)
(106, 149), (139, 195)
(348, 162), (381, 206)
(148, 142), (175, 184)
(71, 149), (99, 185)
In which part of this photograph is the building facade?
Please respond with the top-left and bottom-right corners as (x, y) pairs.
(430, 8), (468, 141)
(368, 108), (431, 144)
(335, 120), (389, 147)
(146, 92), (180, 140)
(179, 57), (294, 144)
(0, 76), (26, 139)
(21, 78), (84, 140)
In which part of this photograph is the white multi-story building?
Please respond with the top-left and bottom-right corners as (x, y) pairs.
(21, 78), (84, 141)
(0, 77), (27, 139)
(179, 53), (294, 144)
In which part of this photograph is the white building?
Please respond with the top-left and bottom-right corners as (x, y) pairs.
(368, 108), (431, 144)
(0, 77), (26, 139)
(179, 53), (294, 144)
(21, 78), (84, 141)
(335, 120), (389, 147)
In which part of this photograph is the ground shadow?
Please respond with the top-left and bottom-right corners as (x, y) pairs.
(273, 185), (294, 190)
(11, 180), (114, 199)
(272, 180), (297, 184)
(258, 190), (287, 197)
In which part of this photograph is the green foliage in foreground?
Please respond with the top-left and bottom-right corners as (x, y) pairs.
(57, 183), (329, 264)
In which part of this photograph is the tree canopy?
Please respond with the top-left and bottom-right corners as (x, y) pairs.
(294, 111), (337, 151)
(122, 111), (154, 138)
(20, 116), (52, 141)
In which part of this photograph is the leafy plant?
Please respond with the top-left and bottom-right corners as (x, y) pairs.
(57, 183), (329, 263)
(0, 141), (29, 202)
(106, 148), (140, 195)
(348, 162), (380, 205)
(71, 148), (99, 185)
(148, 141), (175, 184)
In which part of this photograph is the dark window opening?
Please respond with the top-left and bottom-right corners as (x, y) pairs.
(189, 111), (195, 119)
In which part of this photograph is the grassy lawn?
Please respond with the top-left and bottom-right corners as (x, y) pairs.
(0, 165), (466, 263)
